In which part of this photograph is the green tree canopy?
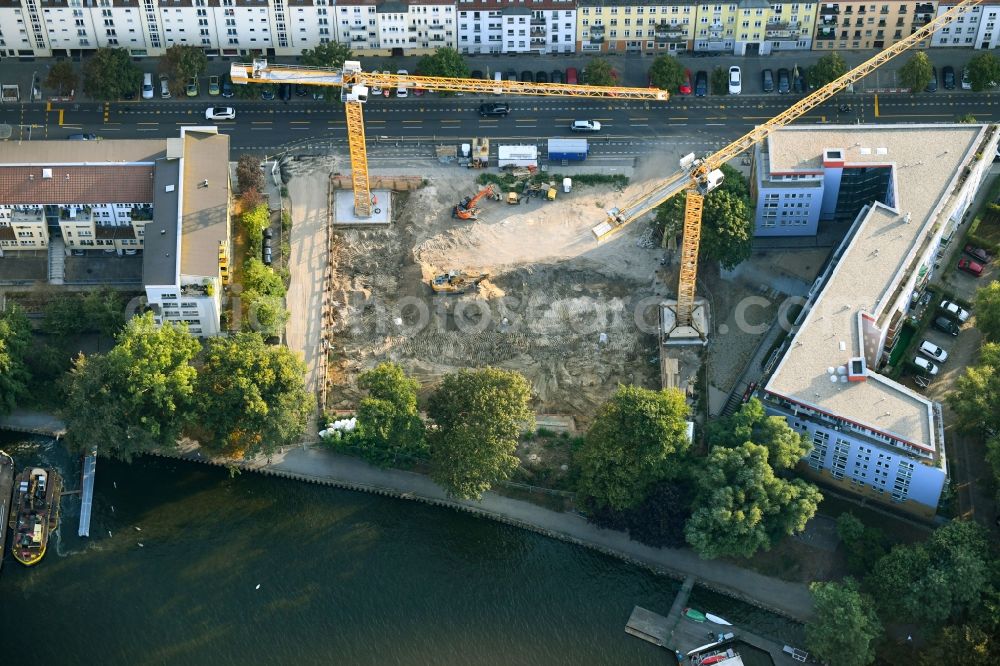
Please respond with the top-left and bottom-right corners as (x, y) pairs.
(967, 52), (1000, 92)
(193, 333), (313, 459)
(428, 367), (533, 499)
(584, 58), (616, 87)
(648, 55), (685, 91)
(809, 53), (848, 88)
(63, 313), (200, 459)
(0, 306), (32, 414)
(806, 579), (882, 666)
(899, 52), (934, 92)
(353, 362), (426, 466)
(243, 257), (286, 297)
(300, 42), (353, 101)
(947, 342), (1000, 437)
(836, 513), (886, 577)
(576, 385), (691, 511)
(708, 398), (810, 469)
(919, 624), (998, 666)
(244, 293), (289, 337)
(159, 44), (208, 93)
(45, 60), (77, 96)
(42, 294), (86, 338)
(417, 47), (470, 79)
(957, 113), (979, 124)
(83, 48), (142, 100)
(869, 520), (990, 625)
(82, 287), (127, 338)
(974, 281), (1000, 342)
(684, 443), (822, 558)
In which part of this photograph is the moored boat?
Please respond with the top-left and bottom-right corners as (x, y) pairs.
(0, 451), (13, 571)
(9, 467), (63, 566)
(705, 612), (732, 626)
(684, 607), (707, 622)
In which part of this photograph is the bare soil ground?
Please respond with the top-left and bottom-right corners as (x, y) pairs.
(308, 159), (673, 422)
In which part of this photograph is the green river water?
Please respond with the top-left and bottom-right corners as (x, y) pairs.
(0, 435), (803, 665)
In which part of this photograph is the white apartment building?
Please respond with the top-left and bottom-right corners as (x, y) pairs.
(757, 123), (1000, 517)
(932, 3), (1000, 49)
(456, 0), (575, 55)
(333, 0), (456, 56)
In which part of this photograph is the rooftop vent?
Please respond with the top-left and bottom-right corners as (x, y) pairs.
(825, 149), (843, 160)
(42, 168), (52, 179)
(165, 184), (175, 193)
(847, 356), (868, 382)
(876, 147), (888, 155)
(860, 147), (872, 155)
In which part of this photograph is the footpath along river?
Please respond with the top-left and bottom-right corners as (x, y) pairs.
(0, 434), (804, 665)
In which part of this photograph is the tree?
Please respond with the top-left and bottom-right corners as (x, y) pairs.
(45, 60), (77, 96)
(243, 257), (285, 297)
(417, 47), (470, 79)
(576, 385), (691, 511)
(159, 44), (207, 93)
(241, 203), (270, 257)
(957, 113), (979, 123)
(193, 333), (314, 459)
(708, 398), (810, 469)
(654, 165), (754, 270)
(920, 624), (998, 666)
(710, 66), (728, 95)
(806, 579), (882, 666)
(869, 520), (990, 624)
(354, 362), (426, 466)
(899, 52), (934, 93)
(82, 287), (127, 338)
(947, 343), (1000, 437)
(809, 53), (848, 89)
(83, 48), (142, 100)
(836, 513), (887, 577)
(42, 294), (87, 338)
(584, 58), (616, 87)
(974, 281), (1000, 342)
(62, 313), (199, 460)
(243, 293), (289, 336)
(300, 42), (354, 68)
(684, 443), (822, 559)
(427, 368), (533, 500)
(648, 55), (685, 91)
(0, 307), (32, 414)
(967, 52), (1000, 92)
(236, 154), (264, 196)
(624, 480), (694, 548)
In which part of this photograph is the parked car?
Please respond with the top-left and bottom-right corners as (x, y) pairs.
(793, 67), (807, 93)
(312, 90), (326, 101)
(506, 70), (518, 82)
(933, 316), (961, 336)
(679, 69), (692, 95)
(919, 340), (949, 363)
(571, 120), (601, 132)
(695, 70), (708, 97)
(520, 71), (534, 83)
(913, 356), (940, 376)
(382, 71), (392, 97)
(396, 69), (409, 98)
(565, 68), (578, 85)
(278, 83), (292, 101)
(964, 244), (990, 263)
(205, 106), (236, 121)
(962, 67), (972, 90)
(728, 66), (742, 95)
(926, 67), (938, 92)
(260, 85), (275, 100)
(479, 102), (510, 117)
(142, 72), (154, 99)
(761, 68), (774, 93)
(263, 245), (273, 266)
(958, 258), (985, 277)
(295, 84), (309, 97)
(67, 133), (98, 141)
(208, 75), (220, 96)
(159, 74), (171, 99)
(534, 71), (547, 84)
(943, 66), (956, 90)
(777, 68), (790, 94)
(939, 300), (971, 322)
(221, 75), (234, 98)
(185, 77), (199, 97)
(551, 70), (564, 84)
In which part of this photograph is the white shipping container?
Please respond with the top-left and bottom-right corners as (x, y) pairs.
(498, 145), (538, 168)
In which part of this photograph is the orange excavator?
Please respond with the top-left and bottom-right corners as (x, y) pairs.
(452, 185), (500, 220)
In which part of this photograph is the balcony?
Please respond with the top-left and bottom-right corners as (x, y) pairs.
(589, 35), (605, 44)
(531, 36), (546, 45)
(655, 22), (686, 41)
(913, 13), (932, 25)
(821, 15), (837, 25)
(766, 21), (799, 38)
(818, 26), (836, 38)
(819, 4), (839, 16)
(530, 17), (545, 26)
(60, 205), (93, 221)
(11, 210), (44, 224)
(428, 22), (445, 31)
(915, 2), (934, 13)
(530, 28), (546, 37)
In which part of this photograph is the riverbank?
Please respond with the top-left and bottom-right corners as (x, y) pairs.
(0, 409), (67, 439)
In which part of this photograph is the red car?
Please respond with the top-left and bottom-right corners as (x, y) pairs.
(566, 67), (578, 85)
(958, 258), (984, 276)
(964, 243), (990, 263)
(679, 69), (693, 95)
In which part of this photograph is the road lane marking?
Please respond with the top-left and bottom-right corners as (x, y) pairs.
(60, 124), (82, 130)
(668, 117), (688, 121)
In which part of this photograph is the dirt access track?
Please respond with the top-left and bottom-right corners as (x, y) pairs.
(296, 158), (676, 422)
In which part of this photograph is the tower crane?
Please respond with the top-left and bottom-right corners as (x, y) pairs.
(231, 61), (669, 217)
(592, 0), (983, 337)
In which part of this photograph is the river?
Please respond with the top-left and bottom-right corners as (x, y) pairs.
(0, 435), (803, 665)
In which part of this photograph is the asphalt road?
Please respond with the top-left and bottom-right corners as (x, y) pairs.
(6, 90), (1000, 156)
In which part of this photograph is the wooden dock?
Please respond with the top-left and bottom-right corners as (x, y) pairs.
(78, 454), (96, 537)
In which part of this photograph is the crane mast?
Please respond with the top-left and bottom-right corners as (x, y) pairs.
(594, 0), (983, 332)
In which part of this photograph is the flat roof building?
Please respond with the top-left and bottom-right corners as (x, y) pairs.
(757, 124), (1000, 516)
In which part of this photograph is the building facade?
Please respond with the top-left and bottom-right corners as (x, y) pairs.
(576, 0), (697, 54)
(931, 3), (1000, 49)
(690, 1), (815, 54)
(813, 1), (937, 51)
(756, 123), (1000, 516)
(457, 0), (575, 55)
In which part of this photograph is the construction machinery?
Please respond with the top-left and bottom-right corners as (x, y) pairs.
(453, 185), (500, 220)
(469, 138), (490, 169)
(590, 0), (983, 338)
(231, 60), (668, 217)
(429, 270), (490, 295)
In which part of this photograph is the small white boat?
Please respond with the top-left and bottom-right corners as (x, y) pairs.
(705, 613), (732, 626)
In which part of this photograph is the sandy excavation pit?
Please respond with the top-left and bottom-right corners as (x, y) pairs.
(323, 165), (672, 421)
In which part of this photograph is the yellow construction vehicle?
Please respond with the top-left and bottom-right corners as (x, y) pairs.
(589, 0), (981, 338)
(507, 191), (520, 205)
(429, 270), (490, 294)
(230, 60), (667, 218)
(453, 185), (499, 220)
(546, 187), (557, 202)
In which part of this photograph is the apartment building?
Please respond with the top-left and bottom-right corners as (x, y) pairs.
(813, 1), (937, 51)
(576, 0), (697, 54)
(332, 0), (456, 56)
(0, 139), (164, 257)
(931, 3), (1000, 49)
(143, 127), (231, 337)
(456, 0), (575, 55)
(756, 123), (1000, 516)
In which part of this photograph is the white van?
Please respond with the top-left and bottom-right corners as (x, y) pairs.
(142, 72), (154, 99)
(493, 71), (502, 95)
